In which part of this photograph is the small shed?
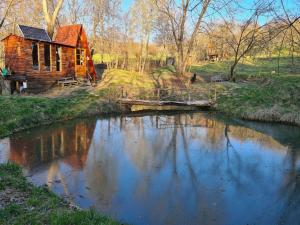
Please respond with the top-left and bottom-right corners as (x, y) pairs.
(1, 24), (96, 93)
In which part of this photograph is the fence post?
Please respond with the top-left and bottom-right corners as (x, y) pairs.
(214, 87), (217, 102)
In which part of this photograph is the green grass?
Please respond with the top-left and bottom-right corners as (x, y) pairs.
(1, 56), (300, 138)
(0, 163), (122, 225)
(0, 68), (179, 138)
(0, 89), (124, 138)
(215, 75), (300, 125)
(188, 56), (300, 125)
(190, 56), (300, 79)
(100, 69), (155, 89)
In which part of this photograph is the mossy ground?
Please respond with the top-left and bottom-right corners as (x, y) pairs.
(0, 163), (122, 225)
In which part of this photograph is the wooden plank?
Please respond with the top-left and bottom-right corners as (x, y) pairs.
(57, 80), (78, 84)
(131, 105), (203, 112)
(118, 98), (212, 107)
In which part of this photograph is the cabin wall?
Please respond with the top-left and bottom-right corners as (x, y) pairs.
(3, 36), (76, 93)
(3, 36), (25, 74)
(74, 29), (89, 77)
(79, 28), (97, 79)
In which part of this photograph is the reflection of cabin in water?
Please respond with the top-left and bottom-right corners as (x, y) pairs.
(1, 24), (96, 93)
(8, 121), (96, 170)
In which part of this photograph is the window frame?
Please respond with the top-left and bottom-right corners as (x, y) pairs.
(32, 42), (39, 71)
(44, 43), (51, 71)
(76, 48), (86, 66)
(56, 45), (62, 72)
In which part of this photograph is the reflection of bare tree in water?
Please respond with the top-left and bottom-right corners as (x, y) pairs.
(178, 116), (200, 188)
(277, 147), (300, 224)
(224, 124), (235, 153)
(223, 123), (269, 193)
(145, 115), (255, 195)
(149, 114), (231, 223)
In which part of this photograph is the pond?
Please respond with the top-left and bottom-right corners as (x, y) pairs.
(0, 112), (300, 225)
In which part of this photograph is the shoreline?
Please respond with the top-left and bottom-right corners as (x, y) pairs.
(0, 163), (122, 225)
(1, 75), (300, 139)
(1, 99), (299, 139)
(215, 105), (300, 127)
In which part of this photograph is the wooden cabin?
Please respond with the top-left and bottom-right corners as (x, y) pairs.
(1, 24), (96, 93)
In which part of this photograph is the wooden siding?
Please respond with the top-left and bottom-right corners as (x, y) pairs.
(3, 35), (76, 93)
(75, 28), (88, 77)
(80, 28), (97, 79)
(73, 27), (96, 79)
(2, 25), (97, 93)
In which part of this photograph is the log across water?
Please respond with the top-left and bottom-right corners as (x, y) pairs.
(118, 98), (212, 111)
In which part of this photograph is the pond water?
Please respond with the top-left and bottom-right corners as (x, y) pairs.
(1, 112), (300, 225)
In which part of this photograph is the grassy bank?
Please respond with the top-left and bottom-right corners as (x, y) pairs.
(190, 57), (300, 126)
(1, 57), (300, 139)
(215, 76), (300, 125)
(0, 88), (127, 138)
(0, 163), (122, 225)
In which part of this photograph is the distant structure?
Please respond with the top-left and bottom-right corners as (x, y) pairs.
(206, 42), (219, 62)
(1, 24), (96, 93)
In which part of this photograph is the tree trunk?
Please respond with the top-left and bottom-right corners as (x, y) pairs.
(176, 47), (186, 76)
(230, 62), (237, 82)
(46, 21), (55, 39)
(141, 33), (150, 74)
(0, 0), (14, 30)
(42, 0), (63, 39)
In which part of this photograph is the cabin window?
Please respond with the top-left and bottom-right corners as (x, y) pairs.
(76, 48), (85, 66)
(56, 46), (62, 71)
(44, 44), (51, 71)
(32, 42), (39, 70)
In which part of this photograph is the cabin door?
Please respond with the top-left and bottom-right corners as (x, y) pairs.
(75, 48), (87, 77)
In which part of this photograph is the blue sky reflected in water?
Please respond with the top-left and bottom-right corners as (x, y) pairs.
(1, 113), (300, 225)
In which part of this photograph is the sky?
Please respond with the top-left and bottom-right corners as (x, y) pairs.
(122, 0), (134, 11)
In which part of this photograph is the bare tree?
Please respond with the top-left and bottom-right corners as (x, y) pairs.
(0, 0), (15, 30)
(274, 0), (300, 66)
(213, 1), (275, 80)
(154, 0), (212, 76)
(131, 0), (156, 74)
(42, 0), (63, 38)
(64, 0), (84, 24)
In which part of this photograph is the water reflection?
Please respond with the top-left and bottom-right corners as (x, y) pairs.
(1, 113), (300, 225)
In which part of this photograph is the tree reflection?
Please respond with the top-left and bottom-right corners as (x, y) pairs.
(2, 112), (300, 225)
(277, 146), (300, 224)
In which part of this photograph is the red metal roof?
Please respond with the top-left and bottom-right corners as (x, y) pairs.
(54, 24), (82, 47)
